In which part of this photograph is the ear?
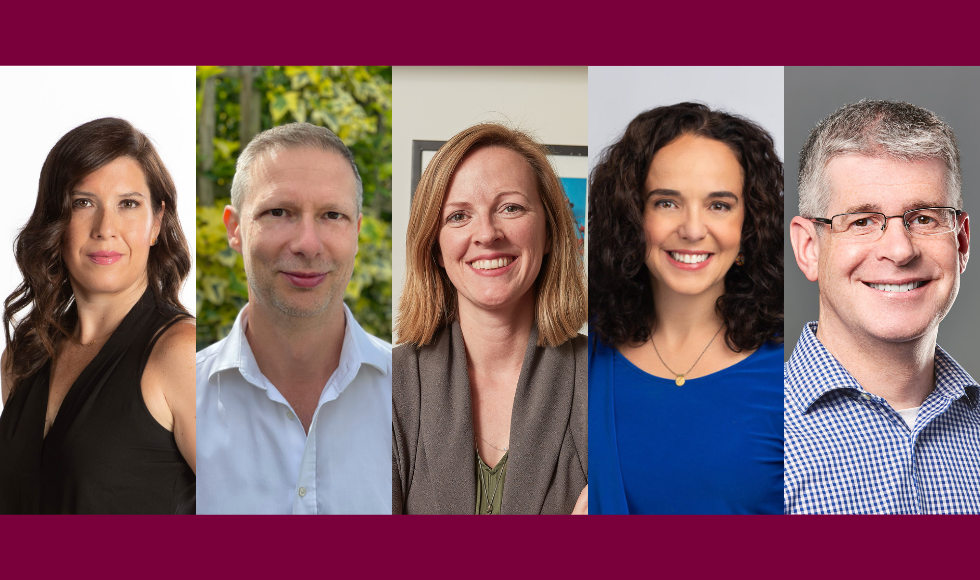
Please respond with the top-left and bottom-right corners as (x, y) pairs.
(223, 205), (243, 255)
(152, 200), (164, 243)
(957, 211), (970, 273)
(790, 216), (821, 282)
(355, 212), (362, 256)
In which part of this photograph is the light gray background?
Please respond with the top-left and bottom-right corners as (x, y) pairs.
(589, 67), (785, 174)
(784, 67), (980, 376)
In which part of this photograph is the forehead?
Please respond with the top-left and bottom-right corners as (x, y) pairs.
(247, 147), (357, 210)
(444, 146), (540, 204)
(645, 134), (743, 193)
(823, 154), (948, 213)
(75, 156), (148, 193)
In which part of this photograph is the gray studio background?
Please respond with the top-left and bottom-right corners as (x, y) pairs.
(784, 67), (980, 376)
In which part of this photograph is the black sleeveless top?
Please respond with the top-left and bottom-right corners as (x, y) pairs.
(0, 288), (195, 514)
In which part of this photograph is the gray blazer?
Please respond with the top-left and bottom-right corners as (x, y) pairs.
(392, 321), (588, 514)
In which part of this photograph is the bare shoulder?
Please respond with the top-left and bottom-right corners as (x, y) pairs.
(143, 320), (196, 395)
(150, 320), (196, 361)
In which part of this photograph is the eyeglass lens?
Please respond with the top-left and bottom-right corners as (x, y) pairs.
(832, 208), (957, 237)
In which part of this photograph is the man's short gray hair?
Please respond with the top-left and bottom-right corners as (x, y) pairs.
(798, 99), (962, 218)
(230, 122), (363, 213)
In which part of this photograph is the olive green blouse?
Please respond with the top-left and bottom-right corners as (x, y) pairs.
(475, 450), (508, 515)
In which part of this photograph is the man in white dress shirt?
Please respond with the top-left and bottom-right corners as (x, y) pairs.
(196, 123), (391, 514)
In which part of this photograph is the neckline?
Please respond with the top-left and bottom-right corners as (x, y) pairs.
(477, 449), (509, 473)
(611, 340), (773, 384)
(42, 287), (154, 442)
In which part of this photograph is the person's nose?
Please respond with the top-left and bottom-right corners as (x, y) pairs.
(677, 207), (707, 242)
(92, 206), (118, 239)
(473, 213), (502, 245)
(289, 215), (324, 258)
(875, 216), (919, 265)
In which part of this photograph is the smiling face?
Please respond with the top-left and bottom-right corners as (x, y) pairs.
(642, 134), (745, 300)
(437, 146), (549, 315)
(226, 147), (361, 319)
(815, 154), (969, 344)
(62, 156), (161, 299)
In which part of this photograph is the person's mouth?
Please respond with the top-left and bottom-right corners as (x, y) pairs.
(87, 251), (123, 265)
(281, 271), (328, 288)
(665, 250), (714, 270)
(863, 280), (929, 293)
(470, 256), (516, 270)
(467, 253), (518, 272)
(668, 251), (712, 264)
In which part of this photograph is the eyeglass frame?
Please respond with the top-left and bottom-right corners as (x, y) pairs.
(809, 207), (963, 239)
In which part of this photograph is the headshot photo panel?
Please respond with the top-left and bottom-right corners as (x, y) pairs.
(0, 67), (197, 514)
(588, 66), (785, 514)
(391, 66), (588, 514)
(784, 66), (980, 514)
(194, 66), (392, 514)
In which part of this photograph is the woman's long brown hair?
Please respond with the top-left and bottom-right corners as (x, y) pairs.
(3, 118), (191, 394)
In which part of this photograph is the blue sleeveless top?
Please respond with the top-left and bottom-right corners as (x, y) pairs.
(589, 335), (783, 514)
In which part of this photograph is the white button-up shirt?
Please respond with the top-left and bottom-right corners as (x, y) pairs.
(196, 303), (392, 514)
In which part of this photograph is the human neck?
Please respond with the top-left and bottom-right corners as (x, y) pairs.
(816, 310), (936, 410)
(70, 279), (147, 344)
(244, 298), (347, 392)
(650, 282), (725, 344)
(457, 294), (535, 380)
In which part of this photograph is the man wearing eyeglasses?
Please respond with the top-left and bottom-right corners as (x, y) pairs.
(787, 100), (980, 514)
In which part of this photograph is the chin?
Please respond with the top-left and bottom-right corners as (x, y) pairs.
(865, 320), (936, 344)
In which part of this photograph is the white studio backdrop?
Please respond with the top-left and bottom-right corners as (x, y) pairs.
(0, 66), (196, 410)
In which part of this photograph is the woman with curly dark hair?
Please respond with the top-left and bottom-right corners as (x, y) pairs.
(0, 118), (195, 514)
(589, 103), (783, 514)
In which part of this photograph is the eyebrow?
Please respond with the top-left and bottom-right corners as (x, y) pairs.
(443, 191), (530, 210)
(840, 199), (944, 214)
(71, 191), (146, 198)
(646, 188), (739, 201)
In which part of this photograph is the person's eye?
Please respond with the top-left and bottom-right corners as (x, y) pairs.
(709, 201), (732, 212)
(446, 212), (467, 224)
(325, 211), (343, 220)
(72, 198), (93, 209)
(653, 199), (677, 209)
(853, 218), (870, 227)
(502, 204), (525, 214)
(120, 199), (140, 209)
(267, 208), (285, 217)
(913, 215), (935, 225)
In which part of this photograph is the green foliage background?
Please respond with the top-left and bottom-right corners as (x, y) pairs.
(196, 66), (392, 351)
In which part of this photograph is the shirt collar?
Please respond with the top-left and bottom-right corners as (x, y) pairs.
(206, 303), (391, 386)
(786, 321), (980, 414)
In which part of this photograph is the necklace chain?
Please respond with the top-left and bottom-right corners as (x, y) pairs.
(78, 329), (115, 347)
(651, 324), (724, 386)
(476, 432), (509, 452)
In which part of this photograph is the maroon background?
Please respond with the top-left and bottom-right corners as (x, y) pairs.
(3, 1), (980, 65)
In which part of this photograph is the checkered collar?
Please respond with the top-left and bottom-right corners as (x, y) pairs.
(786, 321), (980, 414)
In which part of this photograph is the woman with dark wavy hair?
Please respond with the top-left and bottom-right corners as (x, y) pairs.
(0, 118), (195, 514)
(589, 103), (783, 514)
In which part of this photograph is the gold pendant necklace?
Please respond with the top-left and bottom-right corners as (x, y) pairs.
(651, 325), (724, 386)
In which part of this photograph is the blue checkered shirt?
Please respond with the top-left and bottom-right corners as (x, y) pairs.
(785, 322), (980, 514)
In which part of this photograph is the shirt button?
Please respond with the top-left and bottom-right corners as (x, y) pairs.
(298, 487), (307, 498)
(861, 394), (872, 401)
(287, 410), (296, 421)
